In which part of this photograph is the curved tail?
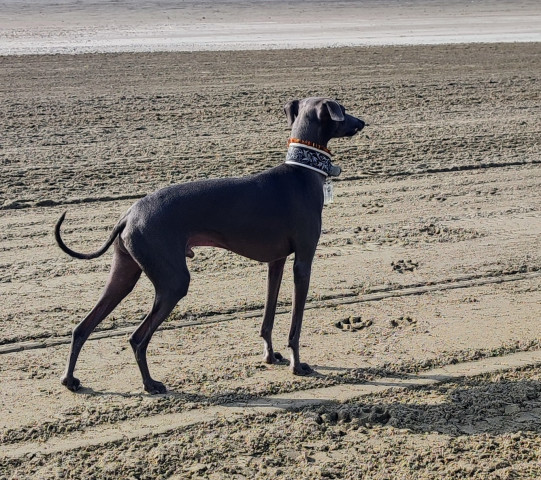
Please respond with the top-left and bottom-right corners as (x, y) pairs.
(55, 211), (127, 260)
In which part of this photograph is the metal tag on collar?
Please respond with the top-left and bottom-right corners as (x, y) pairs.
(329, 164), (342, 177)
(323, 178), (334, 205)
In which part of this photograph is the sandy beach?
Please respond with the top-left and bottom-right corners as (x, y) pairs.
(1, 0), (540, 55)
(1, 1), (541, 478)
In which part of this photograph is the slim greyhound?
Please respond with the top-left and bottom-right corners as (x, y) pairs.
(55, 97), (365, 394)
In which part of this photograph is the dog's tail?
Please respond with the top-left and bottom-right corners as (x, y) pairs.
(55, 211), (127, 260)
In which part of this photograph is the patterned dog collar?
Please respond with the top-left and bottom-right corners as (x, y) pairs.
(285, 143), (342, 177)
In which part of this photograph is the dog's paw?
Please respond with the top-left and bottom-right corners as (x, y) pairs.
(292, 362), (314, 376)
(144, 379), (167, 395)
(61, 375), (81, 392)
(264, 351), (288, 365)
(273, 352), (283, 361)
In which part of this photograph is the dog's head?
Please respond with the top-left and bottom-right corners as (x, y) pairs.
(284, 97), (365, 143)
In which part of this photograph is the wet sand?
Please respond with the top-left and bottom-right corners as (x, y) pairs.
(1, 0), (540, 55)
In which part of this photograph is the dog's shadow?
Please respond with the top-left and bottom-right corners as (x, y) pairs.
(270, 368), (541, 436)
(356, 377), (541, 436)
(73, 385), (208, 403)
(69, 365), (541, 436)
(70, 363), (407, 398)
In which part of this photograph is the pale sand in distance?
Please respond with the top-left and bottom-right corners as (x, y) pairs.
(1, 0), (540, 55)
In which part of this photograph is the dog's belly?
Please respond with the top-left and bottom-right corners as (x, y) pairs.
(186, 233), (292, 263)
(185, 234), (224, 258)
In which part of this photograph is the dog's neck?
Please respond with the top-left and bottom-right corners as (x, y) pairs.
(285, 138), (341, 177)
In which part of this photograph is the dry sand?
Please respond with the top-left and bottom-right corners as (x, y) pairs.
(1, 39), (540, 479)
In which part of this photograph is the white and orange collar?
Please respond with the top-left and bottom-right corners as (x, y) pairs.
(285, 139), (341, 177)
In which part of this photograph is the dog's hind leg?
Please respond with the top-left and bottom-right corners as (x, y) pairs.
(61, 246), (142, 391)
(129, 258), (190, 394)
(260, 257), (287, 364)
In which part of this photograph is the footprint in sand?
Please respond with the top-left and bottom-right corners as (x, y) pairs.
(389, 316), (417, 328)
(334, 316), (373, 331)
(391, 259), (419, 273)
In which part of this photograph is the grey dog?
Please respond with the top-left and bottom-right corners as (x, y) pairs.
(55, 97), (365, 394)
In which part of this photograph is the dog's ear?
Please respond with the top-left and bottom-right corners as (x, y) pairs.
(323, 100), (345, 122)
(284, 100), (299, 127)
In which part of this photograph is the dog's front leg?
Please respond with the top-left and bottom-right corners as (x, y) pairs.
(288, 254), (314, 375)
(260, 257), (287, 364)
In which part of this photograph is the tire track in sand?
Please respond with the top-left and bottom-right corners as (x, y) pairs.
(1, 270), (539, 354)
(2, 160), (540, 210)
